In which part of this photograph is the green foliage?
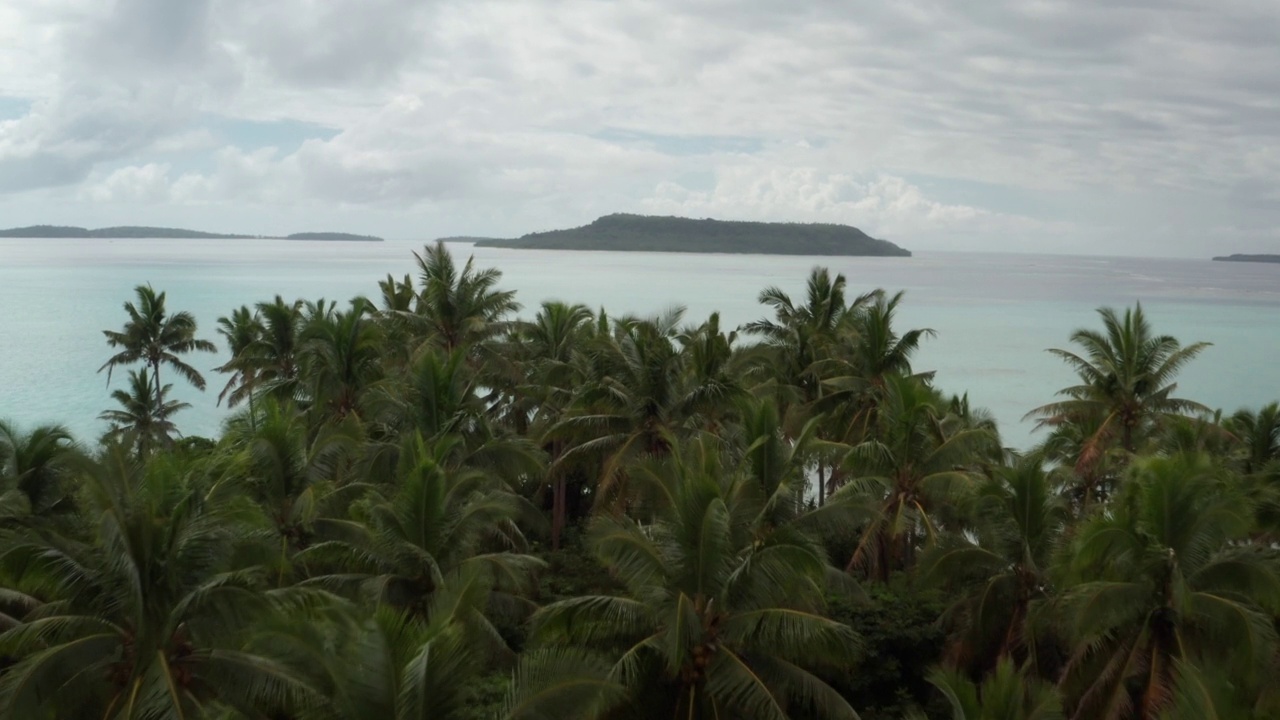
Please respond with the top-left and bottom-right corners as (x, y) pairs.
(516, 436), (862, 719)
(98, 368), (191, 457)
(920, 455), (1069, 675)
(99, 283), (217, 395)
(535, 529), (623, 602)
(1057, 453), (1280, 719)
(1028, 303), (1211, 470)
(826, 581), (948, 719)
(0, 420), (78, 518)
(2, 242), (1276, 720)
(928, 658), (1062, 720)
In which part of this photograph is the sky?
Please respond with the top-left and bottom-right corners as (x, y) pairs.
(1, 0), (1279, 257)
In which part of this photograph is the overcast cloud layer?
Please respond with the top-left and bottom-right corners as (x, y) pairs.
(2, 0), (1279, 256)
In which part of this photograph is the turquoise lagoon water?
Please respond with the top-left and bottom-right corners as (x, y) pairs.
(1, 238), (1278, 450)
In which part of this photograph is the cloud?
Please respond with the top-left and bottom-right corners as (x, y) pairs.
(642, 168), (1045, 243)
(80, 163), (173, 203)
(0, 83), (203, 192)
(221, 0), (438, 88)
(2, 0), (1280, 255)
(0, 0), (235, 192)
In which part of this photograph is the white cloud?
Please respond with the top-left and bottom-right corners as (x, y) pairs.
(80, 163), (173, 203)
(150, 128), (219, 155)
(170, 147), (290, 204)
(642, 169), (1045, 244)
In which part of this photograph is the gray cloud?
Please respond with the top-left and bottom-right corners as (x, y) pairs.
(1, 0), (1280, 255)
(71, 0), (223, 73)
(0, 82), (201, 192)
(0, 0), (233, 191)
(222, 0), (438, 87)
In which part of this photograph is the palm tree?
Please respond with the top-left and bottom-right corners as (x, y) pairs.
(1223, 403), (1280, 542)
(736, 397), (823, 524)
(252, 295), (307, 402)
(729, 395), (862, 543)
(813, 290), (936, 495)
(1153, 411), (1236, 459)
(1056, 453), (1280, 719)
(551, 309), (689, 510)
(374, 273), (420, 371)
(361, 347), (544, 489)
(744, 268), (864, 356)
(1036, 411), (1128, 512)
(832, 290), (934, 392)
(365, 348), (489, 445)
(921, 456), (1069, 673)
(841, 374), (994, 580)
(1225, 402), (1280, 476)
(0, 420), (77, 517)
(743, 269), (881, 505)
(300, 433), (543, 629)
(927, 658), (1062, 720)
(1027, 304), (1210, 462)
(509, 437), (861, 720)
(514, 302), (596, 548)
(214, 305), (263, 410)
(99, 284), (217, 398)
(260, 601), (500, 720)
(412, 241), (520, 353)
(523, 302), (595, 375)
(676, 312), (752, 432)
(742, 268), (877, 417)
(0, 448), (316, 718)
(220, 399), (360, 585)
(1158, 658), (1280, 720)
(298, 298), (383, 421)
(98, 368), (191, 456)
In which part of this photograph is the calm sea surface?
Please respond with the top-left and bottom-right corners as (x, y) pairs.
(2, 238), (1277, 450)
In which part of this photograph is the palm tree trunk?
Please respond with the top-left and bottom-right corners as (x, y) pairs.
(829, 466), (845, 495)
(550, 439), (566, 550)
(998, 595), (1028, 662)
(552, 474), (566, 551)
(277, 535), (289, 588)
(152, 360), (162, 403)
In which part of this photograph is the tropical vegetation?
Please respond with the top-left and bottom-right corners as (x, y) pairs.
(2, 242), (1277, 719)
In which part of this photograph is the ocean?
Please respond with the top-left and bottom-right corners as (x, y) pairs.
(2, 238), (1277, 450)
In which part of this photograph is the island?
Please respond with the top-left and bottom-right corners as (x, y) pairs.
(285, 232), (383, 242)
(437, 235), (506, 244)
(1212, 254), (1280, 264)
(0, 225), (383, 241)
(469, 214), (912, 257)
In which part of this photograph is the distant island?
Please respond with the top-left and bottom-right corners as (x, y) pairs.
(0, 225), (383, 241)
(283, 232), (383, 242)
(1212, 253), (1280, 264)
(469, 214), (912, 257)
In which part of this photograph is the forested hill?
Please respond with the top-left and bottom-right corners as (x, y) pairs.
(284, 232), (383, 242)
(0, 225), (254, 239)
(472, 213), (913, 256)
(1213, 253), (1280, 264)
(0, 225), (383, 241)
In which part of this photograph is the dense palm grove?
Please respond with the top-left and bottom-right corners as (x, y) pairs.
(2, 242), (1279, 720)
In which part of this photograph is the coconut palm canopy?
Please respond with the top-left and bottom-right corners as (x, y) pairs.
(2, 242), (1276, 720)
